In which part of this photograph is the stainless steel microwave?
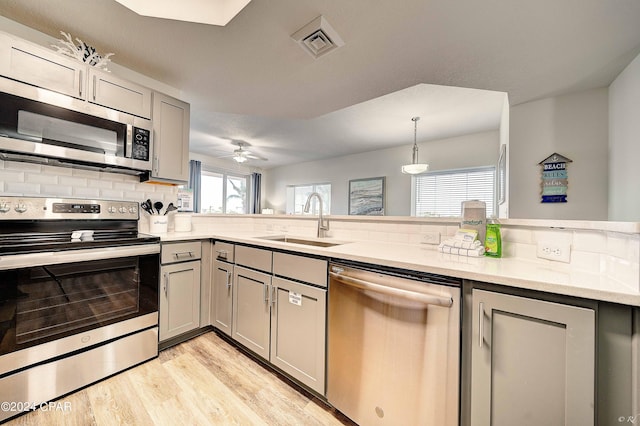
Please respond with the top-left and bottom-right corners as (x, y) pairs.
(0, 82), (152, 174)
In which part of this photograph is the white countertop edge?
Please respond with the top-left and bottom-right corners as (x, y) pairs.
(189, 214), (640, 233)
(156, 231), (640, 307)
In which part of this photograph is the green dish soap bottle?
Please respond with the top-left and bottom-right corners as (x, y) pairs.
(484, 223), (502, 257)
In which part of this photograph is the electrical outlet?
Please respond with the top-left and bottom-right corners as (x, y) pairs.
(421, 231), (441, 245)
(536, 241), (571, 263)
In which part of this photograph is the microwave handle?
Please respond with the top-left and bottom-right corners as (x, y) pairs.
(125, 124), (133, 159)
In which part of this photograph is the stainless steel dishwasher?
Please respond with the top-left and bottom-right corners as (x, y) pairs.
(327, 262), (461, 426)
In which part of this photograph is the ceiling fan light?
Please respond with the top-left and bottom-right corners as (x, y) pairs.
(402, 163), (429, 174)
(233, 154), (248, 163)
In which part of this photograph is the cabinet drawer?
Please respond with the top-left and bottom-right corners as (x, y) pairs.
(235, 245), (272, 273)
(214, 241), (235, 263)
(273, 252), (327, 288)
(161, 241), (202, 264)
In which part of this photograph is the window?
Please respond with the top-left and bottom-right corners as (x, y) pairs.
(286, 183), (331, 215)
(201, 169), (249, 214)
(412, 167), (495, 217)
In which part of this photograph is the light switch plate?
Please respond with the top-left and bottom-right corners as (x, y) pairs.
(536, 240), (571, 263)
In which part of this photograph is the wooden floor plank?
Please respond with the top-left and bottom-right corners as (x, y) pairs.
(86, 372), (155, 426)
(4, 331), (354, 426)
(163, 352), (268, 425)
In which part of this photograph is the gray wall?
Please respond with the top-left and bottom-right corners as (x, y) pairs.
(609, 52), (640, 221)
(509, 87), (609, 220)
(263, 130), (499, 216)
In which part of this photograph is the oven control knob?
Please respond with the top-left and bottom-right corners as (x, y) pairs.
(129, 206), (137, 214)
(108, 206), (117, 214)
(118, 206), (127, 214)
(0, 202), (10, 213)
(14, 203), (27, 213)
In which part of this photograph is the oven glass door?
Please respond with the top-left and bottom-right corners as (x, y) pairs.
(0, 253), (158, 356)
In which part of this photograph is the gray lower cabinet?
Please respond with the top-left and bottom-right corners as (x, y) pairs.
(270, 276), (326, 395)
(223, 246), (328, 395)
(470, 289), (595, 426)
(212, 258), (234, 336)
(159, 241), (202, 342)
(232, 265), (272, 359)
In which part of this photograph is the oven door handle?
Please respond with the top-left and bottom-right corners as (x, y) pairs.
(0, 244), (160, 270)
(329, 271), (453, 307)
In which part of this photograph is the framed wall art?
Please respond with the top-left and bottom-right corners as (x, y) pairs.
(349, 176), (385, 215)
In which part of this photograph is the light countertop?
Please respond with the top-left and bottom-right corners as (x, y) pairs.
(156, 230), (640, 307)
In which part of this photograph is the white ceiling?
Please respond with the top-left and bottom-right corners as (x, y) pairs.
(1, 0), (639, 168)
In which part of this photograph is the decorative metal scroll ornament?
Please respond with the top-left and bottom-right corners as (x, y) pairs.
(51, 31), (114, 71)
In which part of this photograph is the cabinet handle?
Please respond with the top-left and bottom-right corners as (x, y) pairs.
(271, 285), (276, 308)
(226, 270), (232, 289)
(173, 251), (194, 259)
(92, 75), (97, 101)
(164, 272), (169, 298)
(79, 70), (83, 97)
(263, 283), (269, 304)
(215, 249), (228, 260)
(479, 301), (484, 349)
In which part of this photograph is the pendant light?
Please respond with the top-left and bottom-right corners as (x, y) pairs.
(401, 116), (429, 174)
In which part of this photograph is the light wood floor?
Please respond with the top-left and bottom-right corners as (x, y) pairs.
(6, 331), (355, 426)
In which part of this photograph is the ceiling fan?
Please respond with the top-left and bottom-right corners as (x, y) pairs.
(221, 141), (268, 163)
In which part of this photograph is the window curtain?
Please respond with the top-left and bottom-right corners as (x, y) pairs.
(251, 172), (261, 214)
(188, 160), (202, 213)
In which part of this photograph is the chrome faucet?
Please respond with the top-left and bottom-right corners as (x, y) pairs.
(303, 192), (329, 238)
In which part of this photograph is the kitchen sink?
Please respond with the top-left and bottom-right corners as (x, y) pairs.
(256, 235), (346, 248)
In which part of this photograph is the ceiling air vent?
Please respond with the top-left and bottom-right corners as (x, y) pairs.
(291, 15), (344, 59)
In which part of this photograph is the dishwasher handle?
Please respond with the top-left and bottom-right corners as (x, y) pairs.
(329, 271), (453, 308)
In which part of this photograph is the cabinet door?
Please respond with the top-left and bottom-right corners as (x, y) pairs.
(471, 289), (595, 426)
(232, 266), (271, 360)
(151, 92), (190, 183)
(88, 68), (152, 118)
(0, 32), (85, 99)
(270, 277), (326, 395)
(212, 259), (234, 337)
(159, 261), (201, 341)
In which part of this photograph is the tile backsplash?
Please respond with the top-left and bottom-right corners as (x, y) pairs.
(0, 159), (178, 227)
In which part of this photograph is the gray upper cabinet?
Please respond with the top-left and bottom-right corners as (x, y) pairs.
(0, 31), (84, 99)
(470, 289), (595, 426)
(88, 68), (152, 119)
(150, 92), (190, 184)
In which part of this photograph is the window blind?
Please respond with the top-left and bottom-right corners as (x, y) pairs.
(414, 167), (495, 217)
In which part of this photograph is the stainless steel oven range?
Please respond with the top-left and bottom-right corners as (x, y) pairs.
(0, 197), (159, 422)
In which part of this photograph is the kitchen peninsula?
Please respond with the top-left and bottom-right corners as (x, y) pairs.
(152, 212), (640, 426)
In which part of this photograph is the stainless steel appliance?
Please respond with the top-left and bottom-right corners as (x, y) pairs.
(327, 262), (461, 426)
(0, 82), (152, 174)
(0, 197), (160, 423)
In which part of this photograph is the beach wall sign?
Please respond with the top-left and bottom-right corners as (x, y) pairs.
(539, 153), (572, 203)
